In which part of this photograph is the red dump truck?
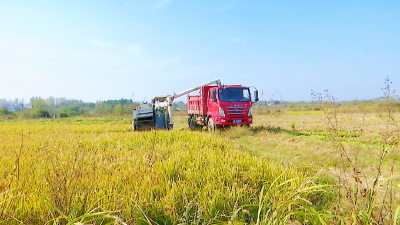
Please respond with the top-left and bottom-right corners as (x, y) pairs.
(186, 80), (258, 130)
(133, 78), (258, 130)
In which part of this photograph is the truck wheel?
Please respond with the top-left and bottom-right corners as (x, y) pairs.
(132, 122), (137, 131)
(192, 117), (199, 130)
(207, 118), (215, 132)
(188, 115), (192, 128)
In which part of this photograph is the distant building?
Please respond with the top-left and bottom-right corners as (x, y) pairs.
(267, 100), (280, 105)
(0, 104), (16, 111)
(13, 103), (24, 111)
(24, 104), (33, 108)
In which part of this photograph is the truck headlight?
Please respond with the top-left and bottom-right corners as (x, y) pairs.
(219, 107), (225, 117)
(248, 107), (253, 116)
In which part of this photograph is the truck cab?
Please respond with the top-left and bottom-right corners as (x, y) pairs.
(187, 84), (258, 130)
(207, 85), (254, 129)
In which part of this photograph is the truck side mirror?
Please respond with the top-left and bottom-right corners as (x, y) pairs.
(254, 90), (259, 102)
(211, 90), (217, 102)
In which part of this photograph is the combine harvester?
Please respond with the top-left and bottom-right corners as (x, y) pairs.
(132, 79), (259, 131)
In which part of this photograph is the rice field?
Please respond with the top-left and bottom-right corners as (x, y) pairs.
(0, 110), (399, 224)
(0, 122), (327, 224)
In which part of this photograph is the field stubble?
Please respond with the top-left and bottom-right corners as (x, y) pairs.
(230, 111), (400, 224)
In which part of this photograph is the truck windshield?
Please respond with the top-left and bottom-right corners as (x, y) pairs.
(218, 88), (251, 102)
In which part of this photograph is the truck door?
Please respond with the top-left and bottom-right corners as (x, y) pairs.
(208, 89), (217, 117)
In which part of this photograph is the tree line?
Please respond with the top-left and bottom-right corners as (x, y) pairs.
(0, 97), (138, 119)
(0, 97), (188, 119)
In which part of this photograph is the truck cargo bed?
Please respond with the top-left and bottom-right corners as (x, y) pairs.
(187, 85), (215, 116)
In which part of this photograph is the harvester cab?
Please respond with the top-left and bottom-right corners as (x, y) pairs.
(132, 97), (173, 131)
(152, 96), (173, 130)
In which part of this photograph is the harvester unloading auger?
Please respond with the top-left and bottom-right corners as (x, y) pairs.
(132, 79), (258, 131)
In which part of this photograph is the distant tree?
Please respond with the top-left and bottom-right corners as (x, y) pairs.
(33, 99), (46, 109)
(115, 104), (122, 115)
(95, 102), (113, 115)
(46, 96), (55, 106)
(32, 99), (51, 118)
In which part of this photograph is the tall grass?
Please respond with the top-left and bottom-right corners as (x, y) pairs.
(0, 124), (328, 224)
(310, 77), (400, 224)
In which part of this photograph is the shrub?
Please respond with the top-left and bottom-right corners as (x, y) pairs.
(60, 112), (68, 118)
(34, 108), (50, 118)
(0, 108), (16, 119)
(1, 107), (12, 115)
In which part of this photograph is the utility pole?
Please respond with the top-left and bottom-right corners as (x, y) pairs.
(262, 89), (264, 105)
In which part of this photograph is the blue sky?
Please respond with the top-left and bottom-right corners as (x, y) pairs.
(0, 1), (399, 103)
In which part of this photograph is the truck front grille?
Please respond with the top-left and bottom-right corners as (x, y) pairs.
(226, 107), (246, 116)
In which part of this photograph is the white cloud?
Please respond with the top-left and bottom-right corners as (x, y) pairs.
(85, 38), (114, 48)
(127, 44), (142, 56)
(215, 0), (239, 12)
(230, 37), (244, 43)
(153, 0), (171, 9)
